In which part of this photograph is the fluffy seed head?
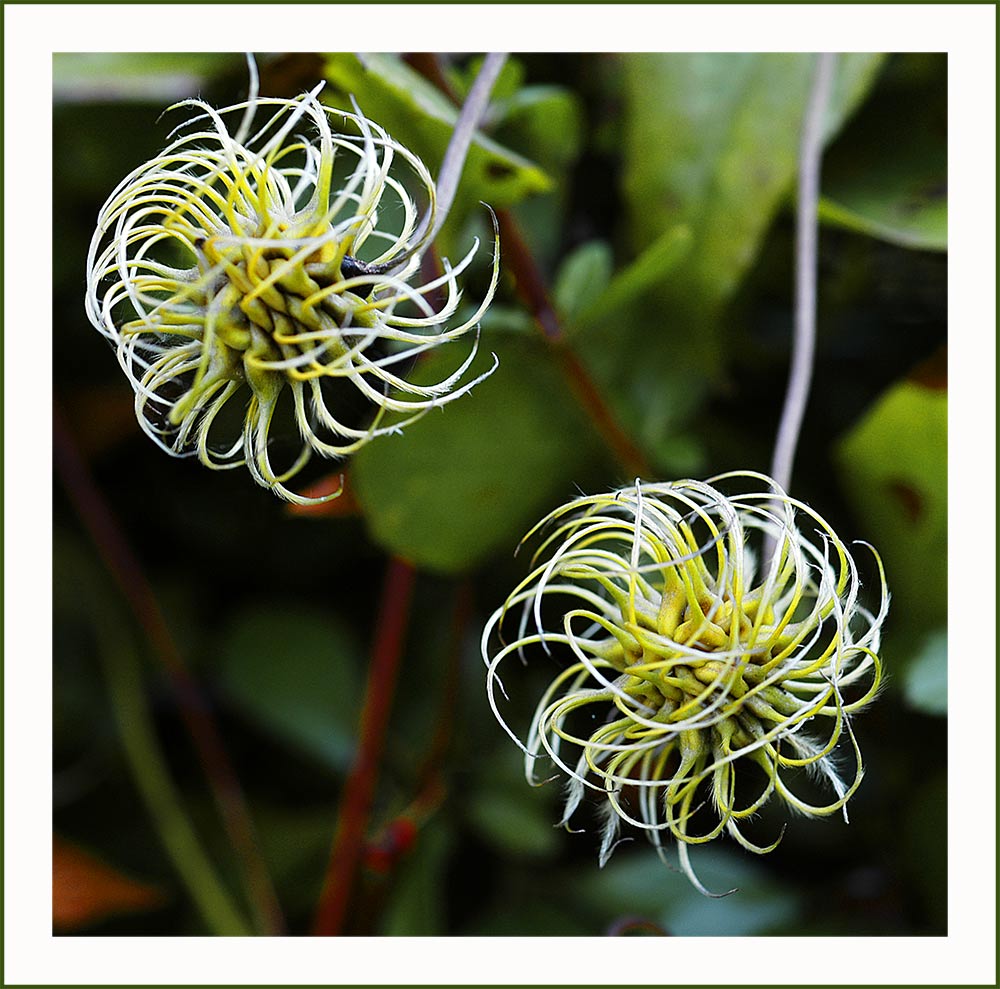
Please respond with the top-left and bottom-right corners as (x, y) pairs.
(482, 471), (887, 894)
(86, 82), (498, 503)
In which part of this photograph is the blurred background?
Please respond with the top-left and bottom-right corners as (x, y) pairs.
(53, 52), (946, 936)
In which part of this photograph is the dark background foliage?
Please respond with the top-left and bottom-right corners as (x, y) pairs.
(53, 52), (946, 936)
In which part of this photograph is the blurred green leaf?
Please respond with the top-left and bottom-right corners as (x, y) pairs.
(493, 84), (585, 171)
(835, 379), (947, 660)
(553, 240), (615, 323)
(569, 225), (692, 337)
(622, 51), (886, 296)
(215, 607), (363, 770)
(464, 791), (559, 857)
(820, 54), (946, 251)
(251, 803), (336, 914)
(479, 303), (536, 336)
(463, 748), (560, 858)
(379, 820), (451, 936)
(565, 845), (802, 935)
(619, 52), (885, 370)
(53, 53), (242, 103)
(564, 226), (704, 475)
(818, 192), (946, 253)
(901, 628), (947, 716)
(572, 53), (884, 475)
(323, 53), (550, 245)
(55, 52), (238, 79)
(447, 53), (526, 103)
(352, 338), (598, 574)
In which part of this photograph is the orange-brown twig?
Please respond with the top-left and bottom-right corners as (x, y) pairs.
(311, 556), (417, 936)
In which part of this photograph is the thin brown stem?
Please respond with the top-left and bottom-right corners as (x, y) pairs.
(53, 403), (285, 936)
(496, 208), (563, 341)
(404, 54), (655, 482)
(496, 209), (654, 479)
(311, 556), (417, 936)
(415, 578), (474, 787)
(342, 577), (468, 935)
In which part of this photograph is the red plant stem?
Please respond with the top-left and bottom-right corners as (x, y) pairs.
(311, 556), (417, 936)
(417, 578), (473, 785)
(496, 209), (654, 479)
(346, 577), (470, 935)
(52, 403), (285, 936)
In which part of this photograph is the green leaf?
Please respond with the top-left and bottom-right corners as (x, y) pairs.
(564, 846), (802, 936)
(569, 225), (692, 337)
(552, 240), (615, 323)
(493, 84), (585, 172)
(820, 54), (946, 251)
(835, 379), (947, 661)
(53, 53), (242, 103)
(464, 790), (560, 859)
(462, 748), (560, 858)
(566, 224), (704, 475)
(351, 337), (598, 574)
(901, 628), (947, 716)
(818, 193), (945, 252)
(619, 52), (885, 369)
(323, 53), (550, 245)
(214, 607), (363, 771)
(478, 303), (536, 337)
(567, 54), (883, 476)
(448, 53), (526, 103)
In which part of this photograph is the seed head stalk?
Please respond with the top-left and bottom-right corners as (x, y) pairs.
(480, 52), (886, 895)
(771, 52), (838, 493)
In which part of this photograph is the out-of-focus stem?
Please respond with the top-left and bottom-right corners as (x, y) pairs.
(53, 404), (285, 935)
(311, 556), (417, 936)
(310, 55), (508, 935)
(770, 52), (837, 492)
(96, 610), (252, 936)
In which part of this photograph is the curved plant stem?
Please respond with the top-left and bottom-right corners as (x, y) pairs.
(311, 556), (417, 936)
(426, 52), (507, 245)
(95, 605), (252, 936)
(53, 404), (285, 935)
(770, 52), (838, 492)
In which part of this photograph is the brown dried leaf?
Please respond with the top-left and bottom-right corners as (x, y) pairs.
(53, 835), (165, 930)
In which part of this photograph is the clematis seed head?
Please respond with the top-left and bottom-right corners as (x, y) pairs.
(481, 471), (887, 894)
(86, 80), (498, 504)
